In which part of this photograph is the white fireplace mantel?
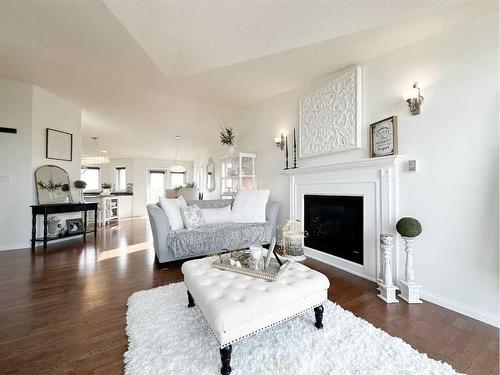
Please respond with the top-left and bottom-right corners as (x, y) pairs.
(286, 155), (406, 283)
(283, 155), (406, 176)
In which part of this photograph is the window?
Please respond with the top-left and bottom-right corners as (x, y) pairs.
(81, 167), (100, 191)
(170, 172), (185, 189)
(149, 170), (165, 203)
(116, 167), (127, 191)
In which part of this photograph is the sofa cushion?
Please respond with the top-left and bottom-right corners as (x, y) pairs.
(231, 189), (270, 223)
(167, 222), (272, 258)
(159, 196), (187, 230)
(201, 205), (232, 224)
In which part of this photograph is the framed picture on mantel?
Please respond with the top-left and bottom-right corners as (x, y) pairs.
(46, 128), (73, 161)
(369, 116), (398, 157)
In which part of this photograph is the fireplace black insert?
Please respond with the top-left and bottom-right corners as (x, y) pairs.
(304, 195), (363, 265)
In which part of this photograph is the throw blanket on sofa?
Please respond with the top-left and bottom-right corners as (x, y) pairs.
(167, 222), (272, 258)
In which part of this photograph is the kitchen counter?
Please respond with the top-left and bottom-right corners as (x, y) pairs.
(84, 192), (133, 197)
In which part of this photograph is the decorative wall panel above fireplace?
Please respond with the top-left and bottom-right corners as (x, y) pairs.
(299, 66), (362, 158)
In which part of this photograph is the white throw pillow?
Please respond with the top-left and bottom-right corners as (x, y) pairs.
(231, 189), (270, 223)
(181, 205), (205, 230)
(159, 196), (187, 230)
(200, 205), (232, 224)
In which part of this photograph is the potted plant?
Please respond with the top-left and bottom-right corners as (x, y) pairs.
(101, 183), (112, 196)
(73, 180), (87, 203)
(219, 120), (235, 155)
(396, 217), (423, 303)
(37, 178), (64, 200)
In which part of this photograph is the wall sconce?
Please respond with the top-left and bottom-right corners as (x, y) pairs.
(403, 82), (424, 115)
(274, 134), (285, 150)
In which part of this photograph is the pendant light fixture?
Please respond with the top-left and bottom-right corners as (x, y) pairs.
(170, 136), (187, 173)
(81, 137), (110, 166)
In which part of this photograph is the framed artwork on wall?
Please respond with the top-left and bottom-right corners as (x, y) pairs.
(299, 66), (362, 158)
(46, 128), (73, 161)
(369, 116), (398, 157)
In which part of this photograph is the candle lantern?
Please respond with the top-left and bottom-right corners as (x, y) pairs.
(282, 220), (305, 259)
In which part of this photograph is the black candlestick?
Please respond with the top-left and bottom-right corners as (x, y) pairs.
(284, 135), (289, 170)
(293, 128), (297, 169)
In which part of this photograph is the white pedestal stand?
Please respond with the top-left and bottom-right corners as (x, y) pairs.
(398, 237), (422, 304)
(377, 235), (399, 303)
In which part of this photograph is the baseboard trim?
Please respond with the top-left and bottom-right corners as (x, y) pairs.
(305, 248), (377, 283)
(419, 289), (500, 328)
(0, 244), (29, 251)
(1, 234), (89, 252)
(307, 251), (499, 328)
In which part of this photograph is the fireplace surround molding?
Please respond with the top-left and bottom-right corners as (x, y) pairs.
(285, 155), (406, 283)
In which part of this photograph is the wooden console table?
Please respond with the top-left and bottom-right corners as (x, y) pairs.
(31, 202), (98, 251)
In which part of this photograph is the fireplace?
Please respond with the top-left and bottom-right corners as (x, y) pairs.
(288, 155), (403, 281)
(304, 195), (363, 265)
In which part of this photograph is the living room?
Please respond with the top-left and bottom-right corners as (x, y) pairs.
(0, 1), (498, 374)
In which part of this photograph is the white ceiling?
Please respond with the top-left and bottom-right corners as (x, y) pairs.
(103, 0), (473, 77)
(0, 0), (495, 159)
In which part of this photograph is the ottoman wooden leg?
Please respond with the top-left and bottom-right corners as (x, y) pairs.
(187, 291), (195, 308)
(314, 305), (324, 329)
(220, 345), (232, 375)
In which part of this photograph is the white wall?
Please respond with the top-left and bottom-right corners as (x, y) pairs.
(32, 86), (82, 198)
(0, 80), (83, 250)
(234, 13), (499, 324)
(0, 79), (33, 250)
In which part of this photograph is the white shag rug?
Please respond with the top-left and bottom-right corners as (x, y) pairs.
(125, 282), (460, 375)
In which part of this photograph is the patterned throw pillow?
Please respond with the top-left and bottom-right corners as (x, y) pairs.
(181, 205), (205, 230)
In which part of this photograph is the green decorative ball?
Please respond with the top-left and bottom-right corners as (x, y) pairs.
(396, 217), (422, 238)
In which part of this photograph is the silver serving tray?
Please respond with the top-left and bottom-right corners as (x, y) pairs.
(212, 251), (291, 282)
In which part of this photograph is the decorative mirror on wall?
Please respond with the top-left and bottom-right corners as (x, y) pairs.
(35, 165), (72, 204)
(206, 157), (216, 193)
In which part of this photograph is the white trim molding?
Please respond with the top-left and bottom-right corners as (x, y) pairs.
(420, 289), (500, 328)
(0, 243), (29, 251)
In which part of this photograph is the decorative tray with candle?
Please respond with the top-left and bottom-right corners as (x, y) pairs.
(212, 247), (292, 282)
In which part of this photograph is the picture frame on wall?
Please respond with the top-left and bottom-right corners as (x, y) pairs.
(46, 128), (73, 161)
(369, 116), (398, 157)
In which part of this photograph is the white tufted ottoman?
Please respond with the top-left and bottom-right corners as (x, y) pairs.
(181, 256), (330, 375)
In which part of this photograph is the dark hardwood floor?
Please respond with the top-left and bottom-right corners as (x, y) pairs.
(0, 217), (497, 374)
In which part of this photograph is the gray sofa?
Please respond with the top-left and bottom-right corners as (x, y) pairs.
(147, 199), (280, 263)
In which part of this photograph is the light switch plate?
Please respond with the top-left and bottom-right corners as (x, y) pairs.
(0, 175), (11, 183)
(407, 160), (418, 172)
